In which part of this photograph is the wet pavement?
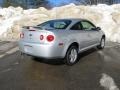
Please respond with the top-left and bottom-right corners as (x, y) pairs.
(0, 41), (17, 53)
(0, 41), (120, 90)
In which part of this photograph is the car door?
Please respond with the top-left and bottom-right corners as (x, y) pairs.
(70, 22), (90, 49)
(80, 20), (100, 47)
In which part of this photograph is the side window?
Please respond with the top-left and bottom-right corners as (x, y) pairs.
(70, 22), (82, 30)
(81, 21), (95, 30)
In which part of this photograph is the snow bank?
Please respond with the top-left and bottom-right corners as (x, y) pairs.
(0, 4), (120, 42)
(0, 7), (23, 40)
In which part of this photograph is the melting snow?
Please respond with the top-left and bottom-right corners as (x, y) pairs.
(100, 73), (119, 90)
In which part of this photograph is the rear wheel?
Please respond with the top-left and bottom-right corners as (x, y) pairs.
(64, 46), (78, 65)
(97, 37), (105, 49)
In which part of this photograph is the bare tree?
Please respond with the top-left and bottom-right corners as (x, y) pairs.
(2, 0), (115, 8)
(89, 0), (114, 5)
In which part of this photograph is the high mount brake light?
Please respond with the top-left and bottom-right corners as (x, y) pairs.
(29, 30), (36, 31)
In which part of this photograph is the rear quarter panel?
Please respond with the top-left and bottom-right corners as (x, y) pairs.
(51, 30), (80, 57)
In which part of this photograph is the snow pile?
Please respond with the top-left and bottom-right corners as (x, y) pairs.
(0, 4), (120, 42)
(0, 6), (23, 40)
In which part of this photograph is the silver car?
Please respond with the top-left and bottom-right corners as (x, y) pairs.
(18, 18), (105, 65)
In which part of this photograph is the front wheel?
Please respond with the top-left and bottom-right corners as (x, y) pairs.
(97, 37), (105, 49)
(64, 46), (78, 66)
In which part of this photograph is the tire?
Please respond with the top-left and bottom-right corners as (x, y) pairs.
(97, 37), (105, 49)
(64, 46), (78, 66)
(32, 56), (37, 60)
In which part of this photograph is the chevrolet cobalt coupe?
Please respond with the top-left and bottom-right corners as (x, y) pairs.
(19, 19), (105, 65)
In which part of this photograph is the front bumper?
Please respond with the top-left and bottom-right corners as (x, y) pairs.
(18, 41), (65, 59)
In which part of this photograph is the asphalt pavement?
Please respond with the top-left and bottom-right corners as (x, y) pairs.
(0, 41), (120, 90)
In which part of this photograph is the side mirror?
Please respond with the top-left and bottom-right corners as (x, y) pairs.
(96, 27), (101, 31)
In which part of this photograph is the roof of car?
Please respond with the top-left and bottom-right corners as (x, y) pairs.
(52, 18), (89, 22)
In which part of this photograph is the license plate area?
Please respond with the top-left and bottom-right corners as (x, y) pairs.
(24, 45), (33, 53)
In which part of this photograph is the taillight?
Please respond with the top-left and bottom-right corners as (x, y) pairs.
(47, 35), (54, 42)
(20, 33), (24, 38)
(40, 35), (44, 40)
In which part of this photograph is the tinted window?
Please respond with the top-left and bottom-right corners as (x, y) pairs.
(70, 22), (82, 30)
(36, 20), (71, 30)
(81, 21), (95, 30)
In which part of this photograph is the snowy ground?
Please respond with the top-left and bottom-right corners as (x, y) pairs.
(0, 4), (120, 42)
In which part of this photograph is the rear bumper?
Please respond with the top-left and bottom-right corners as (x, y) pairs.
(18, 41), (65, 59)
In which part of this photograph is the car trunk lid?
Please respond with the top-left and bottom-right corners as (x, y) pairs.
(20, 26), (53, 44)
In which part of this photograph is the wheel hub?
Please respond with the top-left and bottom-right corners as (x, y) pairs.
(69, 49), (77, 63)
(101, 39), (105, 48)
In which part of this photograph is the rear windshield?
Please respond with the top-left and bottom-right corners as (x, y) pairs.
(36, 20), (72, 30)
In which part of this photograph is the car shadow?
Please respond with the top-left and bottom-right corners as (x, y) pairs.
(32, 57), (64, 65)
(32, 48), (98, 65)
(77, 48), (98, 63)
